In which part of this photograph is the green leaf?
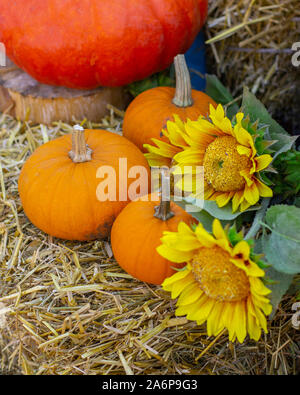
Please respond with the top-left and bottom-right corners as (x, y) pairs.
(295, 197), (300, 208)
(196, 198), (259, 221)
(259, 172), (274, 186)
(254, 235), (295, 318)
(205, 74), (239, 119)
(265, 266), (295, 320)
(172, 198), (239, 231)
(186, 208), (215, 232)
(242, 87), (297, 153)
(172, 199), (215, 231)
(205, 74), (234, 104)
(270, 150), (300, 198)
(227, 225), (244, 246)
(263, 205), (300, 275)
(176, 195), (260, 221)
(271, 134), (299, 161)
(127, 69), (174, 97)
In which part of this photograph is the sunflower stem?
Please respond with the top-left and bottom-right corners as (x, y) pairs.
(244, 198), (271, 240)
(172, 54), (194, 108)
(154, 168), (175, 221)
(69, 125), (93, 163)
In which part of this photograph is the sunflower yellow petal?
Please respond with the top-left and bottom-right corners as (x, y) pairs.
(252, 292), (271, 305)
(233, 241), (250, 260)
(157, 244), (194, 263)
(233, 125), (253, 148)
(255, 154), (273, 172)
(195, 224), (217, 247)
(172, 114), (186, 131)
(212, 219), (227, 240)
(240, 169), (254, 187)
(230, 258), (265, 277)
(251, 294), (272, 316)
(187, 118), (221, 137)
(255, 178), (273, 197)
(237, 145), (252, 157)
(159, 224), (199, 251)
(221, 301), (235, 328)
(227, 302), (238, 342)
(244, 182), (260, 205)
(209, 104), (233, 135)
(173, 149), (203, 165)
(239, 199), (252, 212)
(232, 190), (244, 213)
(170, 272), (195, 299)
(177, 282), (203, 306)
(162, 266), (191, 290)
(184, 119), (216, 147)
(144, 153), (171, 167)
(177, 221), (196, 236)
(144, 138), (181, 158)
(234, 301), (247, 343)
(247, 308), (262, 341)
(206, 302), (225, 336)
(160, 233), (199, 252)
(204, 184), (215, 200)
(253, 304), (268, 333)
(215, 238), (232, 254)
(188, 296), (215, 322)
(175, 293), (206, 317)
(165, 120), (189, 148)
(250, 277), (271, 295)
(215, 192), (234, 207)
(178, 174), (201, 193)
(247, 297), (260, 324)
(235, 112), (244, 125)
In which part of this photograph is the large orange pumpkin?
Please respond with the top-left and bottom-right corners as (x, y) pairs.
(111, 187), (196, 285)
(123, 54), (217, 152)
(18, 126), (150, 241)
(0, 0), (208, 88)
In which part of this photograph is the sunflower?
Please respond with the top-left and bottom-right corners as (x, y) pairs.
(144, 104), (273, 212)
(157, 219), (272, 343)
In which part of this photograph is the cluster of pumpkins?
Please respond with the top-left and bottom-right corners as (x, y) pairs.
(18, 54), (216, 285)
(3, 0), (216, 285)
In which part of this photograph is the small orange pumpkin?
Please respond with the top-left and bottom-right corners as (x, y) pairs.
(123, 54), (217, 152)
(111, 172), (196, 285)
(18, 126), (150, 241)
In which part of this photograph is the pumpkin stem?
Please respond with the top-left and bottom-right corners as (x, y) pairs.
(172, 54), (194, 108)
(69, 125), (93, 163)
(154, 168), (175, 221)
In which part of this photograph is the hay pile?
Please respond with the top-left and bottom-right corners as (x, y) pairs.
(205, 0), (300, 133)
(0, 0), (300, 375)
(0, 110), (299, 375)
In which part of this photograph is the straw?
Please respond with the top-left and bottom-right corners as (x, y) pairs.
(0, 106), (299, 375)
(205, 0), (300, 134)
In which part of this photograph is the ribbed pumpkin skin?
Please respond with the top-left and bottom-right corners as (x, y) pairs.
(111, 194), (196, 285)
(18, 130), (150, 241)
(122, 87), (217, 152)
(0, 0), (208, 88)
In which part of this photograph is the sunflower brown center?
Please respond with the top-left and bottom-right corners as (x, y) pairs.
(190, 246), (250, 302)
(203, 136), (252, 192)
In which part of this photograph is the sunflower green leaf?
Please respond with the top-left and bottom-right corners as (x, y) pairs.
(242, 87), (297, 153)
(262, 205), (300, 275)
(205, 74), (239, 119)
(265, 266), (295, 319)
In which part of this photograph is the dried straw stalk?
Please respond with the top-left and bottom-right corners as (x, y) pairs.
(0, 109), (299, 375)
(205, 0), (300, 133)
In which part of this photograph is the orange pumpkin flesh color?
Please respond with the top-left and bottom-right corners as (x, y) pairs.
(0, 0), (208, 88)
(123, 54), (217, 152)
(111, 172), (196, 285)
(18, 126), (150, 241)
